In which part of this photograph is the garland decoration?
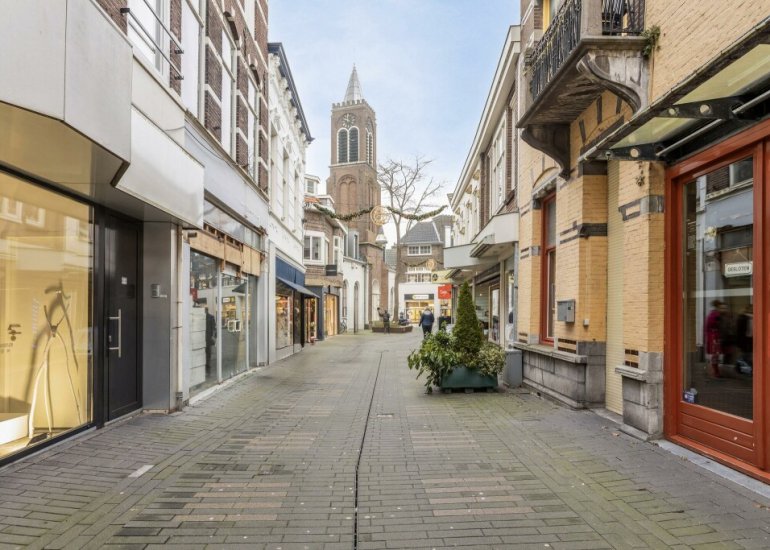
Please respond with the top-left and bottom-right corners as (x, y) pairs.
(312, 204), (373, 222)
(311, 204), (446, 223)
(386, 205), (446, 221)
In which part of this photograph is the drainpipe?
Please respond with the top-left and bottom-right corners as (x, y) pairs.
(175, 226), (185, 411)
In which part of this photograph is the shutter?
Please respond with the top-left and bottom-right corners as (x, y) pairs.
(605, 161), (624, 415)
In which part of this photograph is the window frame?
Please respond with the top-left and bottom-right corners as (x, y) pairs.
(407, 245), (432, 256)
(303, 232), (326, 265)
(540, 194), (557, 344)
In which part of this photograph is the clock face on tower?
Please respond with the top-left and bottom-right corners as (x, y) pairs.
(342, 113), (356, 128)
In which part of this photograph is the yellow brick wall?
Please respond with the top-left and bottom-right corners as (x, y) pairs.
(646, 0), (770, 102)
(617, 161), (665, 354)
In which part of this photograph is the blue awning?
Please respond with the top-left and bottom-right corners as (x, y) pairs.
(277, 276), (318, 298)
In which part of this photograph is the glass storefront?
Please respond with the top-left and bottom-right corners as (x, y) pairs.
(248, 275), (259, 368)
(682, 156), (754, 419)
(325, 295), (338, 337)
(189, 251), (219, 395)
(276, 282), (294, 349)
(0, 174), (93, 458)
(221, 271), (247, 379)
(305, 298), (317, 342)
(490, 286), (500, 344)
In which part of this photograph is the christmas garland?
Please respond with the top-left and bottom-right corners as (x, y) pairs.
(311, 204), (373, 222)
(386, 205), (446, 221)
(311, 204), (447, 223)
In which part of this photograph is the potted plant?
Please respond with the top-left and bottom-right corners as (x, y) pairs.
(407, 281), (504, 392)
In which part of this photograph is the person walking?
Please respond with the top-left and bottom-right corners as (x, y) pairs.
(382, 310), (391, 334)
(419, 306), (435, 339)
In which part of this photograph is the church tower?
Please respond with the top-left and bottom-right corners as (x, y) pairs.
(327, 66), (388, 320)
(327, 66), (380, 246)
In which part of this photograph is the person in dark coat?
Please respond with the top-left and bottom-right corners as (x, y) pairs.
(419, 307), (435, 339)
(382, 310), (391, 334)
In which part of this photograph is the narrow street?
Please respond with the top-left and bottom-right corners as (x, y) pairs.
(0, 331), (767, 549)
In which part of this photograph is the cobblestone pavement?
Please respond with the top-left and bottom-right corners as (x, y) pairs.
(0, 331), (769, 549)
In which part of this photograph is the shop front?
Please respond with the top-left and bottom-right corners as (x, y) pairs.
(188, 227), (261, 397)
(666, 123), (770, 482)
(275, 257), (316, 359)
(404, 293), (435, 324)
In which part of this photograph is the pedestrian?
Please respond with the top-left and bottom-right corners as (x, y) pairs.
(382, 310), (391, 334)
(705, 299), (725, 378)
(419, 306), (435, 339)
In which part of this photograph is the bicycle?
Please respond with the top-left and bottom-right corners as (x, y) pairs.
(339, 317), (347, 334)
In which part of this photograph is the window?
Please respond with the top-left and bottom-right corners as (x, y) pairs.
(306, 178), (317, 195)
(541, 195), (557, 342)
(366, 131), (373, 166)
(407, 245), (432, 256)
(127, 0), (165, 73)
(181, 1), (201, 115)
(246, 78), (260, 179)
(337, 129), (349, 163)
(490, 119), (506, 213)
(349, 127), (359, 162)
(304, 233), (325, 263)
(220, 29), (235, 155)
(333, 236), (342, 266)
(406, 265), (432, 283)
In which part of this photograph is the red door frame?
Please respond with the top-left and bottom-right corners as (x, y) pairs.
(540, 193), (556, 344)
(665, 118), (770, 483)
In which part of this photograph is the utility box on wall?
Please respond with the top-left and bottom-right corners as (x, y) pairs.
(557, 299), (575, 323)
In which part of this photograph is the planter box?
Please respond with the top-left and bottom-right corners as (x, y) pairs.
(372, 325), (413, 333)
(440, 366), (497, 390)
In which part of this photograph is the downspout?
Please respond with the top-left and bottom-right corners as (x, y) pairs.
(175, 226), (185, 411)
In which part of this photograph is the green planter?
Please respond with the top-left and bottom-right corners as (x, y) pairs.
(440, 366), (498, 390)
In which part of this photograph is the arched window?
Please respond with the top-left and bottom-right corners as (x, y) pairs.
(366, 131), (373, 166)
(337, 128), (348, 164)
(349, 127), (359, 162)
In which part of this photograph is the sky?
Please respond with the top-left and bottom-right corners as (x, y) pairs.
(269, 1), (519, 242)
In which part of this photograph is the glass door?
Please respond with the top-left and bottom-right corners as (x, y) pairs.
(221, 272), (247, 379)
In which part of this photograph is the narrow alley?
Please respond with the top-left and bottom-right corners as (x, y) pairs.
(0, 331), (768, 549)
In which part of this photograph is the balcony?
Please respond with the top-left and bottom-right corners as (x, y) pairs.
(519, 0), (648, 175)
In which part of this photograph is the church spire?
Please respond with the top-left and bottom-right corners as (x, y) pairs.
(343, 65), (364, 103)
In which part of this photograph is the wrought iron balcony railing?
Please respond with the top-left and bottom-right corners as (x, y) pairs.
(529, 0), (645, 100)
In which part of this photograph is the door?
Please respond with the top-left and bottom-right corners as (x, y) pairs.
(105, 215), (140, 420)
(667, 135), (769, 480)
(605, 162), (624, 414)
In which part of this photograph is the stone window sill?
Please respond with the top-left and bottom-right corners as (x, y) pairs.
(513, 342), (587, 364)
(615, 364), (648, 382)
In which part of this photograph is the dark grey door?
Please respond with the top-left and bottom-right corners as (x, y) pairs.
(105, 216), (140, 420)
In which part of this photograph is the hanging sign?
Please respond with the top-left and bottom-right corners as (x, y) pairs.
(724, 261), (752, 278)
(438, 284), (452, 300)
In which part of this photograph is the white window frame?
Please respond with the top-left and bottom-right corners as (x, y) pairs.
(407, 245), (432, 256)
(127, 0), (168, 78)
(181, 0), (202, 115)
(304, 232), (325, 264)
(220, 28), (235, 156)
(333, 236), (342, 266)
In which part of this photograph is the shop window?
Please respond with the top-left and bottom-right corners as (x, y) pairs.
(0, 174), (93, 458)
(682, 156), (754, 419)
(275, 284), (294, 349)
(189, 251), (219, 396)
(490, 286), (500, 343)
(220, 270), (247, 379)
(541, 195), (557, 343)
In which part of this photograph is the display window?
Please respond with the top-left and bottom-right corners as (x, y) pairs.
(276, 283), (294, 349)
(666, 122), (770, 482)
(490, 286), (500, 344)
(325, 295), (338, 337)
(189, 251), (219, 395)
(0, 174), (93, 458)
(221, 270), (247, 379)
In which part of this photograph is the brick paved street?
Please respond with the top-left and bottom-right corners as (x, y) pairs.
(0, 331), (769, 549)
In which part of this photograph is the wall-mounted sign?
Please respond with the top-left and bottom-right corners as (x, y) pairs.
(405, 294), (434, 300)
(724, 261), (752, 278)
(325, 264), (338, 276)
(438, 284), (452, 300)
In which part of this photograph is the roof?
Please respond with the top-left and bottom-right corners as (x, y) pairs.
(384, 248), (397, 269)
(267, 42), (313, 142)
(402, 220), (441, 244)
(344, 65), (364, 102)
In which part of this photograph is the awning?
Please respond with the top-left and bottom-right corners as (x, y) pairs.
(277, 276), (318, 298)
(586, 18), (770, 163)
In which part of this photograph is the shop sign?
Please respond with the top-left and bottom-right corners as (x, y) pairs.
(438, 284), (452, 299)
(325, 264), (338, 276)
(405, 294), (434, 300)
(724, 261), (752, 277)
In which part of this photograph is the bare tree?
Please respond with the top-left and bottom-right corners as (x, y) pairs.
(378, 155), (444, 318)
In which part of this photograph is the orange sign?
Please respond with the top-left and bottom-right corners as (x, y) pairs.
(438, 284), (452, 300)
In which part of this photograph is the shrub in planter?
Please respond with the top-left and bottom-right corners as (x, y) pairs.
(407, 282), (504, 392)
